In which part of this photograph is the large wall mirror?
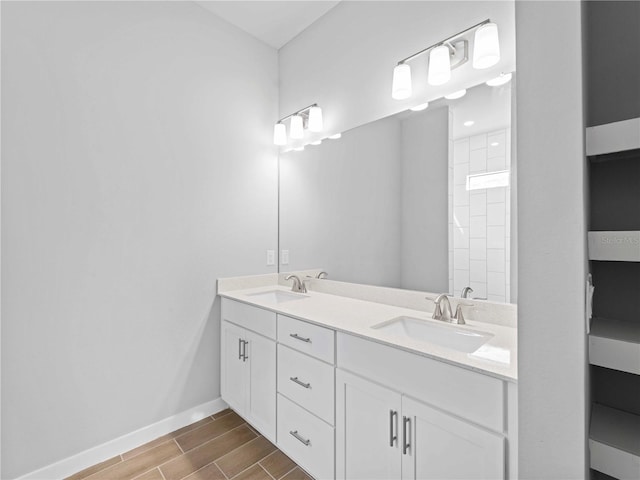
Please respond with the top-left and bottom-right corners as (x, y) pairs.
(279, 78), (516, 304)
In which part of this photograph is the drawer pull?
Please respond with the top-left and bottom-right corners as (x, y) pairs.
(389, 410), (397, 447)
(242, 340), (249, 362)
(289, 333), (311, 343)
(289, 430), (311, 446)
(402, 416), (411, 455)
(238, 338), (243, 360)
(290, 376), (311, 389)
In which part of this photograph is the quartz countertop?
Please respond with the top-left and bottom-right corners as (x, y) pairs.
(218, 284), (517, 382)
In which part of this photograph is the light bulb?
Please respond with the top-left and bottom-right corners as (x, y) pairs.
(410, 102), (429, 112)
(428, 45), (451, 86)
(444, 89), (467, 100)
(473, 22), (500, 69)
(273, 123), (287, 146)
(290, 115), (304, 139)
(392, 63), (412, 100)
(308, 106), (323, 132)
(486, 72), (512, 87)
(328, 133), (342, 139)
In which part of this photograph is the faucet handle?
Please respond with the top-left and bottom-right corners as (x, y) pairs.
(453, 304), (466, 325)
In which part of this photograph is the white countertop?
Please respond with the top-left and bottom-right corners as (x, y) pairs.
(219, 284), (517, 382)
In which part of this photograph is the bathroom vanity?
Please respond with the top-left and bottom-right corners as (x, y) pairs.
(218, 274), (517, 480)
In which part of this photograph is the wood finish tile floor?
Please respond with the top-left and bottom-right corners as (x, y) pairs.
(66, 410), (312, 480)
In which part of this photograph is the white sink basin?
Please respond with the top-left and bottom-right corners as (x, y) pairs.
(245, 290), (309, 304)
(371, 316), (493, 353)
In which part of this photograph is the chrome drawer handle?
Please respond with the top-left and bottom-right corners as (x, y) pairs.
(289, 430), (311, 446)
(290, 376), (311, 389)
(402, 416), (411, 455)
(289, 333), (311, 343)
(389, 410), (397, 447)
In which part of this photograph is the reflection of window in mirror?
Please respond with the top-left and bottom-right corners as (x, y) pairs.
(449, 79), (514, 303)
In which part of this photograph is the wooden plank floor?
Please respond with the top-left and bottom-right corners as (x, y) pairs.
(66, 409), (311, 480)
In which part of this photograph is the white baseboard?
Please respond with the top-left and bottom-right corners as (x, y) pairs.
(15, 397), (228, 480)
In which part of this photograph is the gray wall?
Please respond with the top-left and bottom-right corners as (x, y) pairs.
(1, 2), (278, 477)
(400, 107), (449, 292)
(584, 1), (640, 127)
(516, 2), (587, 478)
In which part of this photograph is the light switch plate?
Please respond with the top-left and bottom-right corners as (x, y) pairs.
(281, 249), (289, 265)
(266, 250), (275, 266)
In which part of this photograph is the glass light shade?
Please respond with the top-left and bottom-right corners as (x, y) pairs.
(428, 45), (451, 86)
(410, 102), (429, 112)
(273, 123), (287, 145)
(392, 63), (412, 100)
(473, 23), (500, 69)
(308, 106), (323, 132)
(444, 89), (467, 100)
(486, 72), (512, 87)
(290, 115), (304, 139)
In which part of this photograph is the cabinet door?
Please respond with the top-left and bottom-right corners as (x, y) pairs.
(245, 330), (276, 442)
(336, 369), (402, 480)
(401, 396), (505, 480)
(221, 321), (248, 415)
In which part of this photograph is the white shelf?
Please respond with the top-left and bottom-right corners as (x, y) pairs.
(590, 318), (640, 375)
(588, 231), (640, 262)
(587, 118), (640, 156)
(590, 404), (640, 479)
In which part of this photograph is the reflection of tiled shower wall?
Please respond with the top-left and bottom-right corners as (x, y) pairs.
(449, 128), (511, 302)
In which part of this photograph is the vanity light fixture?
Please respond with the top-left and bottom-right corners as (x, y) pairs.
(410, 102), (430, 112)
(391, 19), (500, 99)
(486, 72), (512, 87)
(273, 103), (323, 145)
(445, 89), (467, 100)
(328, 133), (342, 139)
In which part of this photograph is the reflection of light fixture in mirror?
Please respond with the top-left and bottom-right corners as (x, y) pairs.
(410, 102), (430, 112)
(272, 103), (323, 145)
(293, 146), (305, 151)
(473, 22), (500, 69)
(290, 115), (304, 139)
(444, 89), (467, 100)
(463, 120), (475, 127)
(328, 133), (342, 139)
(490, 142), (500, 147)
(486, 72), (512, 87)
(391, 19), (499, 99)
(310, 140), (322, 146)
(273, 123), (287, 146)
(466, 170), (510, 190)
(428, 45), (451, 86)
(392, 63), (412, 100)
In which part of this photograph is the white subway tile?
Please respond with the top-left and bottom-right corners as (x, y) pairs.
(470, 215), (487, 239)
(469, 148), (487, 173)
(470, 260), (487, 283)
(453, 206), (470, 227)
(488, 271), (506, 295)
(453, 226), (469, 249)
(470, 238), (487, 260)
(487, 203), (506, 226)
(470, 134), (487, 150)
(487, 249), (506, 273)
(454, 139), (470, 164)
(454, 248), (470, 270)
(487, 226), (506, 249)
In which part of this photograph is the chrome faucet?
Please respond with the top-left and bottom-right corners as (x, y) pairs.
(432, 294), (467, 325)
(285, 274), (307, 293)
(461, 287), (474, 299)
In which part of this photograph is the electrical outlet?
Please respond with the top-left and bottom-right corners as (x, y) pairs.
(281, 249), (289, 265)
(266, 250), (275, 266)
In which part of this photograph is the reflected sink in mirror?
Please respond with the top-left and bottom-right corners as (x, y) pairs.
(245, 290), (309, 304)
(371, 316), (494, 353)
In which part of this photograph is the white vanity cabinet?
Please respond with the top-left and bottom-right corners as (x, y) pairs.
(336, 333), (511, 480)
(221, 299), (277, 442)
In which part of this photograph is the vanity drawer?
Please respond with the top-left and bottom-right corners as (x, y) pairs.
(277, 344), (335, 425)
(277, 394), (334, 480)
(278, 315), (335, 364)
(222, 298), (276, 340)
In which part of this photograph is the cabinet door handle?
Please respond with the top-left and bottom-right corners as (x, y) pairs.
(242, 340), (249, 362)
(402, 416), (411, 455)
(289, 333), (311, 343)
(389, 410), (397, 447)
(238, 338), (243, 360)
(290, 376), (311, 389)
(289, 430), (311, 446)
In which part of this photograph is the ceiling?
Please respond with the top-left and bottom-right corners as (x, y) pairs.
(195, 1), (341, 49)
